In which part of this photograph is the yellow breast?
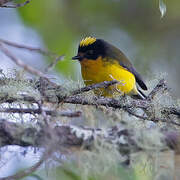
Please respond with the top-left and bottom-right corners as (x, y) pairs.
(80, 57), (136, 97)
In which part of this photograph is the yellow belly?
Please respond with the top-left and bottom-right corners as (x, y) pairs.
(80, 57), (136, 97)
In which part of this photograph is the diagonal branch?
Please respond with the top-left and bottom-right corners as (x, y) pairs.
(147, 79), (168, 100)
(0, 38), (63, 60)
(124, 107), (180, 126)
(0, 43), (47, 78)
(0, 149), (50, 180)
(70, 80), (119, 96)
(0, 43), (58, 87)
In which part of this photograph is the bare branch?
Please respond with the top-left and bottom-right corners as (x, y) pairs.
(163, 108), (180, 118)
(0, 0), (32, 8)
(0, 43), (60, 90)
(0, 94), (37, 104)
(0, 108), (82, 117)
(125, 107), (180, 126)
(147, 79), (168, 100)
(0, 38), (63, 61)
(70, 80), (119, 96)
(0, 149), (50, 180)
(44, 55), (65, 72)
(0, 43), (47, 78)
(0, 0), (12, 6)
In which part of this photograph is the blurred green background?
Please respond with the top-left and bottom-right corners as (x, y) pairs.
(17, 0), (180, 96)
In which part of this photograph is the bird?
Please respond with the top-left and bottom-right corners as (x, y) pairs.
(72, 37), (147, 99)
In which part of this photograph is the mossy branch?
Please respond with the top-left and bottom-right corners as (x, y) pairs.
(0, 119), (179, 152)
(0, 77), (179, 125)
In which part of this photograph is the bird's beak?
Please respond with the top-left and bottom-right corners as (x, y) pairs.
(72, 55), (81, 60)
(72, 53), (84, 61)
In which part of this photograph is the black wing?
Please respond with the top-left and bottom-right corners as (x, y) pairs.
(128, 66), (147, 90)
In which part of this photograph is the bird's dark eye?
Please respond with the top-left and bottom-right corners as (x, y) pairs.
(87, 50), (94, 55)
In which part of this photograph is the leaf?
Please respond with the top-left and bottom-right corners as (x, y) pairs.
(159, 0), (166, 18)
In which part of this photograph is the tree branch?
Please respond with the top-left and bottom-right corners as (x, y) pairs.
(0, 43), (59, 88)
(0, 108), (82, 117)
(147, 79), (168, 100)
(70, 80), (119, 96)
(0, 149), (50, 180)
(0, 38), (63, 61)
(0, 0), (32, 8)
(0, 77), (179, 125)
(0, 0), (12, 6)
(0, 120), (179, 152)
(0, 43), (47, 78)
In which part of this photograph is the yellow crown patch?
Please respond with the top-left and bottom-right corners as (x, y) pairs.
(79, 37), (96, 47)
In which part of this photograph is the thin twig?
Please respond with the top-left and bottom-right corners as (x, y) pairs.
(60, 111), (82, 117)
(0, 149), (50, 180)
(0, 39), (64, 74)
(70, 80), (119, 96)
(0, 95), (37, 104)
(0, 0), (12, 6)
(36, 100), (50, 126)
(44, 55), (65, 72)
(147, 79), (168, 100)
(124, 107), (180, 126)
(0, 43), (58, 86)
(0, 0), (31, 8)
(0, 38), (63, 60)
(0, 43), (47, 78)
(162, 108), (180, 118)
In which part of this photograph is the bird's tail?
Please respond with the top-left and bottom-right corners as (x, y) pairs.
(131, 86), (147, 100)
(131, 89), (147, 100)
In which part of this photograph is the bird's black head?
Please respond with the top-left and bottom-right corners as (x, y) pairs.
(72, 37), (107, 61)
